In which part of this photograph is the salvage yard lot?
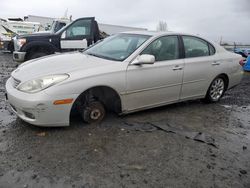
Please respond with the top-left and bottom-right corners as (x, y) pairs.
(0, 52), (250, 187)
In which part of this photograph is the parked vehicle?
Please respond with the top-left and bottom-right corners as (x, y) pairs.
(0, 18), (41, 35)
(243, 56), (250, 71)
(0, 32), (13, 52)
(12, 17), (147, 63)
(234, 48), (250, 58)
(0, 18), (41, 52)
(5, 31), (243, 126)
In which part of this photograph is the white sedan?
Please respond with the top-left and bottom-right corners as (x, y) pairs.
(5, 31), (243, 126)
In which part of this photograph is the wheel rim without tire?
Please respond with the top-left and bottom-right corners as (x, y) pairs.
(210, 78), (224, 101)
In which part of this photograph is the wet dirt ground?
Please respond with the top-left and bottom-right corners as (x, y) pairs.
(0, 52), (250, 188)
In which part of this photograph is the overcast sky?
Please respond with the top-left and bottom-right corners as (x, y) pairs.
(1, 0), (250, 43)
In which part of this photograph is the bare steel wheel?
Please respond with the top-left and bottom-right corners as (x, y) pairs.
(205, 77), (225, 103)
(81, 101), (105, 124)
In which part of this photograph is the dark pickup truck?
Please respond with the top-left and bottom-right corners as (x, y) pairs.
(13, 17), (102, 62)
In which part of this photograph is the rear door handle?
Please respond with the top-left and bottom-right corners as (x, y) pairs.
(172, 65), (183, 71)
(212, 61), (220, 66)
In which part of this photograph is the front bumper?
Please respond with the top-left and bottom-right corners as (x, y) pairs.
(13, 51), (26, 63)
(5, 78), (77, 127)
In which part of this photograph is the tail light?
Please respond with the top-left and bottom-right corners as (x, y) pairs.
(239, 59), (246, 66)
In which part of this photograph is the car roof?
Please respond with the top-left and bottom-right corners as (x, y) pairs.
(121, 30), (226, 53)
(122, 30), (189, 37)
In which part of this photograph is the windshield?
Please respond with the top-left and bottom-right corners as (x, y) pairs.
(51, 21), (67, 33)
(84, 34), (151, 61)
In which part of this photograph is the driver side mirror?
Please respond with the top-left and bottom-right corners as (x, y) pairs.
(132, 54), (155, 65)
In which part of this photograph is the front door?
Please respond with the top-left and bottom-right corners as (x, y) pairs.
(60, 18), (94, 51)
(124, 35), (184, 111)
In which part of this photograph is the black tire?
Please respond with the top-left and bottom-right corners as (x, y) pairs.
(27, 52), (48, 60)
(204, 76), (226, 103)
(80, 101), (105, 124)
(7, 42), (14, 53)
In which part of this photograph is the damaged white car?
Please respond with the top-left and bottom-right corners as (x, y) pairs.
(5, 31), (243, 126)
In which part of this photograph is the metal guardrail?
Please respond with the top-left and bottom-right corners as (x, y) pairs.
(221, 44), (250, 51)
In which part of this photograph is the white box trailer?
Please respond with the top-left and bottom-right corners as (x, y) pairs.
(98, 23), (147, 35)
(24, 15), (54, 31)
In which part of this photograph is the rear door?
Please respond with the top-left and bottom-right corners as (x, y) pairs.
(60, 17), (95, 51)
(180, 35), (218, 100)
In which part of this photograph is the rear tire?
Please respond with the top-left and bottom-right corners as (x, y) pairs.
(80, 101), (105, 124)
(204, 76), (226, 103)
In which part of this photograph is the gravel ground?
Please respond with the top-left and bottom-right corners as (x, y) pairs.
(0, 52), (250, 188)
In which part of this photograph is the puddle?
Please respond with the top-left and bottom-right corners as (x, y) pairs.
(221, 104), (250, 126)
(231, 106), (250, 127)
(220, 104), (233, 109)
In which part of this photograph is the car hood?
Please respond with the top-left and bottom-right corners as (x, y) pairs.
(17, 32), (55, 39)
(11, 52), (116, 82)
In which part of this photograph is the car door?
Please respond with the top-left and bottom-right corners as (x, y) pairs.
(180, 35), (218, 100)
(60, 18), (94, 51)
(124, 35), (184, 111)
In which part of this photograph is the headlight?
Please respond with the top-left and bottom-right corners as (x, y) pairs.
(16, 38), (26, 50)
(17, 74), (69, 93)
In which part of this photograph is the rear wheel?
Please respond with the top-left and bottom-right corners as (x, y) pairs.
(80, 101), (105, 124)
(205, 77), (226, 103)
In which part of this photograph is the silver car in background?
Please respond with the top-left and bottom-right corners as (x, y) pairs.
(5, 31), (243, 126)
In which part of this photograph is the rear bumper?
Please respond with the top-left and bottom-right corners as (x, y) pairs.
(13, 51), (26, 63)
(228, 70), (244, 89)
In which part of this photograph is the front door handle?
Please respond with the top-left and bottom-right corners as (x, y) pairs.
(212, 61), (220, 66)
(172, 65), (183, 71)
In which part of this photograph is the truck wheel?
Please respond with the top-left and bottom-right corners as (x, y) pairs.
(28, 52), (48, 60)
(7, 42), (14, 53)
(204, 76), (226, 103)
(81, 101), (105, 124)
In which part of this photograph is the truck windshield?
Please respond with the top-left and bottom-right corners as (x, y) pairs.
(52, 21), (67, 33)
(84, 34), (151, 61)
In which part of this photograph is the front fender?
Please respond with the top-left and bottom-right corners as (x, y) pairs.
(20, 41), (59, 53)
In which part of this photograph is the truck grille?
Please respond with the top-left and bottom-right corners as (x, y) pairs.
(12, 77), (21, 88)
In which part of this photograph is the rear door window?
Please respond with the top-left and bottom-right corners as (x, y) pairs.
(182, 36), (210, 58)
